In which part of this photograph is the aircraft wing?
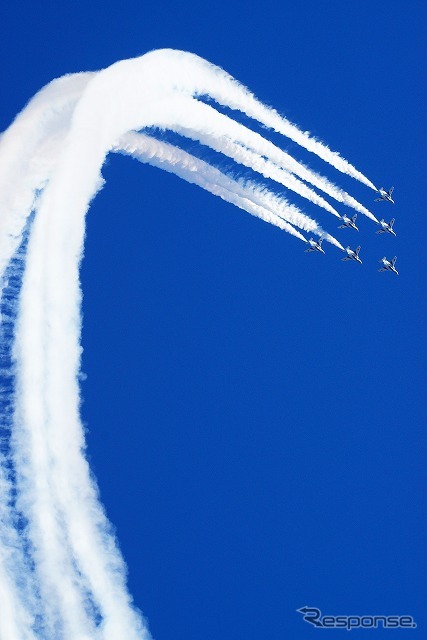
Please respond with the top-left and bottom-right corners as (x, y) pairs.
(355, 246), (361, 255)
(374, 197), (383, 202)
(389, 186), (394, 194)
(390, 218), (395, 226)
(391, 257), (397, 266)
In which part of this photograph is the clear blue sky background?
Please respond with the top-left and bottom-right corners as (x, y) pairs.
(1, 1), (426, 638)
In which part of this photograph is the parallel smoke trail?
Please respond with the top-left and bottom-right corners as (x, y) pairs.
(13, 212), (101, 638)
(116, 131), (343, 249)
(118, 92), (372, 220)
(0, 50), (378, 282)
(0, 228), (43, 640)
(14, 159), (147, 638)
(0, 467), (36, 640)
(0, 49), (374, 638)
(0, 73), (95, 280)
(139, 49), (378, 190)
(162, 118), (342, 217)
(116, 133), (306, 241)
(164, 97), (378, 221)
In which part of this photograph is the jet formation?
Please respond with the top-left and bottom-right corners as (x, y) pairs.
(306, 186), (398, 274)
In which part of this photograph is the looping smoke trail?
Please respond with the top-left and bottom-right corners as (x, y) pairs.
(0, 49), (375, 638)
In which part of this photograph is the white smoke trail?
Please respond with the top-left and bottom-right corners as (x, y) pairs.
(0, 237), (44, 640)
(141, 49), (378, 191)
(115, 131), (343, 249)
(14, 165), (147, 638)
(0, 49), (374, 638)
(156, 95), (378, 221)
(117, 134), (306, 240)
(0, 50), (377, 284)
(0, 73), (95, 281)
(13, 213), (100, 638)
(165, 120), (342, 217)
(0, 466), (36, 640)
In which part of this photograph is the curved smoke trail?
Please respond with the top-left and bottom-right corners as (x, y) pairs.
(115, 132), (342, 248)
(140, 49), (378, 191)
(0, 49), (376, 638)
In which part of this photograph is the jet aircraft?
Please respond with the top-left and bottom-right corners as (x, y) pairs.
(338, 214), (358, 231)
(376, 218), (396, 236)
(305, 238), (325, 254)
(342, 246), (362, 264)
(378, 256), (398, 275)
(375, 187), (394, 204)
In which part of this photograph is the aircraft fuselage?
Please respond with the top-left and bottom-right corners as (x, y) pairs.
(377, 188), (394, 204)
(379, 258), (398, 275)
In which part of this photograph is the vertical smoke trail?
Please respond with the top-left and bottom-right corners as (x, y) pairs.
(10, 68), (154, 634)
(0, 268), (39, 639)
(13, 210), (99, 638)
(0, 72), (95, 280)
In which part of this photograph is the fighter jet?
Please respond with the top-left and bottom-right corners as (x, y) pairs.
(305, 238), (325, 254)
(338, 214), (358, 231)
(376, 218), (396, 236)
(375, 187), (394, 204)
(342, 246), (362, 264)
(378, 256), (398, 275)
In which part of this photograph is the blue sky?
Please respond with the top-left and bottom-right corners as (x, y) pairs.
(1, 1), (425, 638)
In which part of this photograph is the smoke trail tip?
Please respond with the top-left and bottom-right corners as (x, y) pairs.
(324, 234), (344, 251)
